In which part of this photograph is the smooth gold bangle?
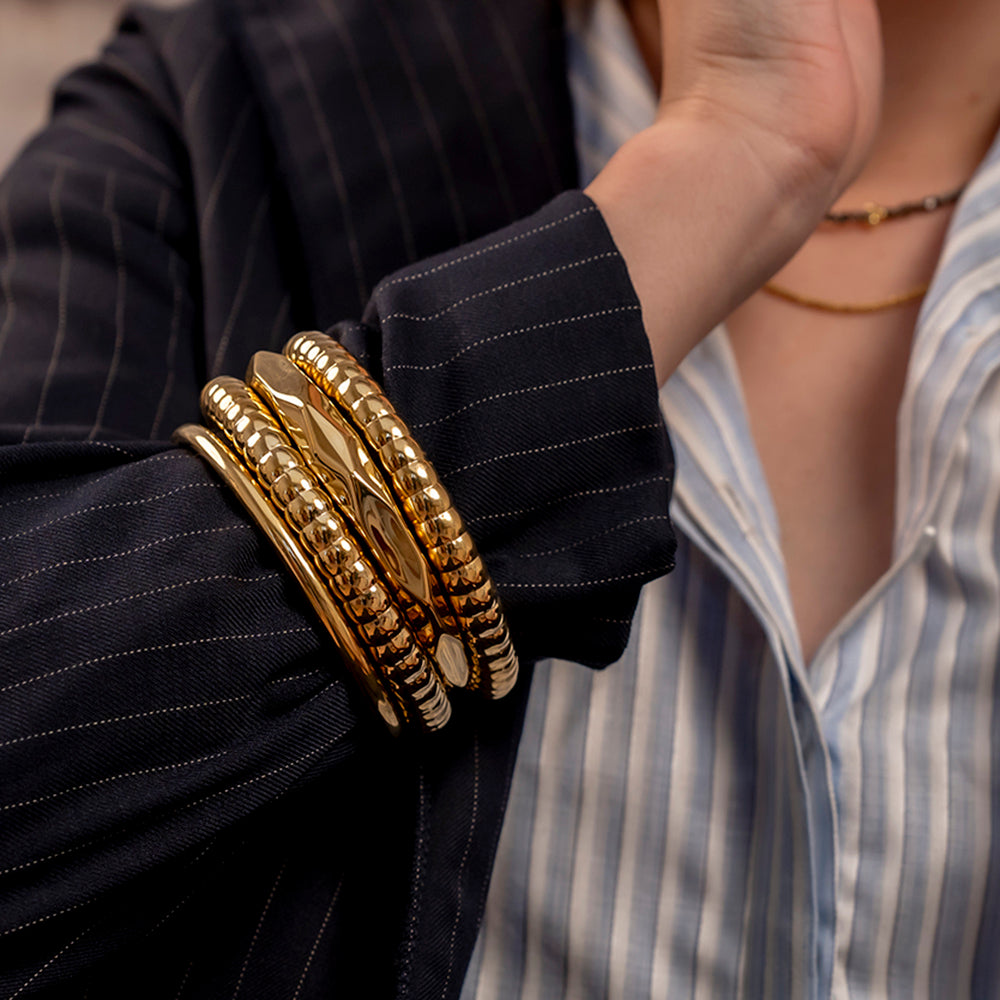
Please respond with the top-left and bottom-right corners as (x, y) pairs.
(172, 423), (404, 735)
(284, 333), (518, 699)
(199, 377), (453, 732)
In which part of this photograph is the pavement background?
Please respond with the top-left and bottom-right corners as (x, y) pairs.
(0, 0), (183, 172)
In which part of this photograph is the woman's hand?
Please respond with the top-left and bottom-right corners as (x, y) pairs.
(586, 0), (883, 382)
(656, 0), (882, 202)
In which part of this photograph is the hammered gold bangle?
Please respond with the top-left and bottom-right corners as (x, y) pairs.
(284, 332), (518, 700)
(173, 334), (518, 733)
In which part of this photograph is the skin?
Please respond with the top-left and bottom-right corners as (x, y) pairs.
(586, 0), (1000, 661)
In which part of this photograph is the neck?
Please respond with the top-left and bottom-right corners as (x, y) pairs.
(846, 0), (1000, 207)
(623, 0), (1000, 206)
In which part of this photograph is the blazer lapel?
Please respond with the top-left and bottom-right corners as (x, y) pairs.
(229, 0), (578, 323)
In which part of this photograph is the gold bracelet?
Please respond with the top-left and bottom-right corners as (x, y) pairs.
(284, 333), (518, 699)
(172, 423), (405, 734)
(198, 377), (452, 732)
(174, 335), (518, 733)
(244, 351), (471, 691)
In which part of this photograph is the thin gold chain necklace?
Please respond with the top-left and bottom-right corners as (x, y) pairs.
(761, 182), (966, 313)
(761, 280), (930, 314)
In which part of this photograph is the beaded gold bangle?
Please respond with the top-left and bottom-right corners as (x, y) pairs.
(174, 335), (518, 733)
(195, 377), (451, 732)
(284, 332), (518, 699)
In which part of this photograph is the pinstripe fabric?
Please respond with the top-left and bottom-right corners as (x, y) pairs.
(0, 1), (677, 996)
(462, 3), (1000, 997)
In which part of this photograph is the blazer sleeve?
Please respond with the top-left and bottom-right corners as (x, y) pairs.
(0, 10), (674, 991)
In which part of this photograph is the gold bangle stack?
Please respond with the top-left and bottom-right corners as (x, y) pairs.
(173, 332), (518, 735)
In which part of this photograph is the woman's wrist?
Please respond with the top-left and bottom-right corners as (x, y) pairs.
(586, 111), (839, 383)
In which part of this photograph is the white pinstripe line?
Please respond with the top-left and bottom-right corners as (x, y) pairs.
(0, 491), (65, 509)
(24, 164), (70, 444)
(182, 37), (228, 116)
(379, 207), (599, 290)
(161, 4), (195, 59)
(155, 187), (172, 238)
(210, 193), (272, 373)
(371, 0), (468, 243)
(0, 840), (95, 881)
(0, 727), (347, 889)
(648, 566), (702, 999)
(0, 899), (91, 936)
(384, 304), (639, 374)
(467, 473), (669, 524)
(866, 565), (928, 997)
(231, 863), (286, 1000)
(502, 566), (670, 590)
(910, 478), (966, 1000)
(150, 249), (185, 438)
(273, 14), (369, 307)
(0, 179), (17, 364)
(519, 664), (593, 1000)
(271, 670), (324, 686)
(829, 605), (889, 999)
(514, 515), (672, 559)
(200, 99), (255, 232)
(953, 379), (1000, 993)
(0, 571), (279, 640)
(6, 926), (92, 998)
(0, 480), (222, 543)
(692, 587), (745, 1000)
(401, 769), (429, 987)
(88, 440), (131, 457)
(0, 452), (188, 512)
(439, 736), (481, 999)
(903, 310), (1000, 536)
(145, 887), (199, 938)
(0, 693), (257, 752)
(604, 579), (673, 1000)
(174, 726), (352, 818)
(446, 421), (660, 476)
(0, 749), (232, 812)
(59, 119), (176, 184)
(103, 52), (184, 137)
(317, 0), (418, 261)
(0, 523), (251, 590)
(88, 171), (127, 441)
(142, 841), (217, 940)
(173, 960), (195, 1000)
(0, 624), (308, 695)
(382, 253), (618, 323)
(476, 0), (562, 192)
(290, 877), (344, 1000)
(425, 0), (516, 219)
(409, 363), (650, 429)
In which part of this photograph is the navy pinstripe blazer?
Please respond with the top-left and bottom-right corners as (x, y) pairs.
(0, 0), (675, 995)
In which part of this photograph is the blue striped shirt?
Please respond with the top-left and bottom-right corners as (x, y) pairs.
(461, 1), (1000, 997)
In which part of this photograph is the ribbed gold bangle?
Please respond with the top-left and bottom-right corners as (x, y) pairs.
(284, 332), (518, 699)
(243, 351), (471, 692)
(199, 376), (452, 732)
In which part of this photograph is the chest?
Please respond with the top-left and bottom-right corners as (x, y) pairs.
(724, 299), (919, 662)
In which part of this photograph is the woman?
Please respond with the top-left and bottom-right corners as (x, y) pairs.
(0, 0), (997, 995)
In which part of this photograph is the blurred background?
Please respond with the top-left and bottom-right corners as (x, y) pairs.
(0, 0), (183, 171)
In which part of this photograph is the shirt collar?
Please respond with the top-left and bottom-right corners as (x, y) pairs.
(566, 0), (1000, 658)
